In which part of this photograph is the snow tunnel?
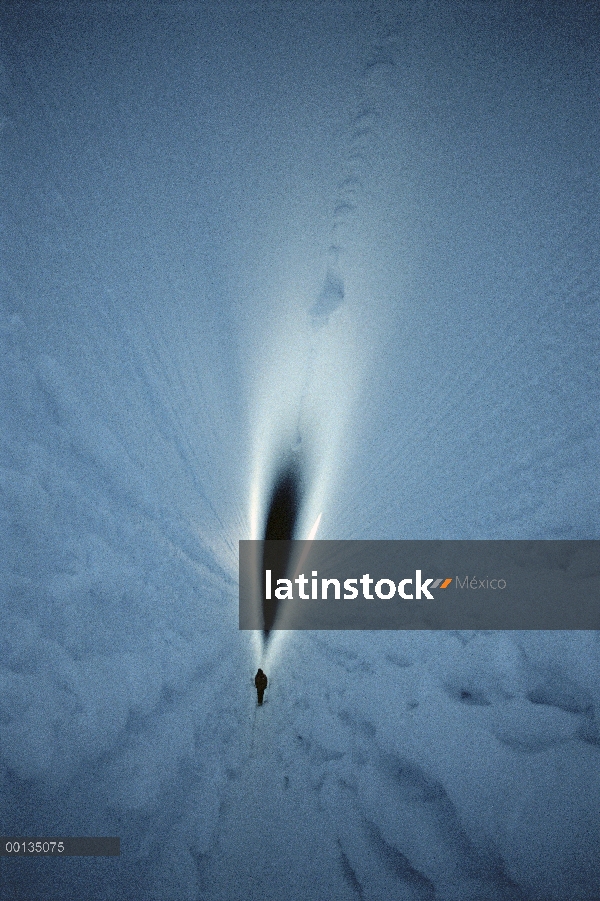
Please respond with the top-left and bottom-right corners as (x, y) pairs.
(2, 3), (600, 900)
(261, 457), (304, 637)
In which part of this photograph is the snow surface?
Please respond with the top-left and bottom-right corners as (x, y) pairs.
(1, 1), (600, 899)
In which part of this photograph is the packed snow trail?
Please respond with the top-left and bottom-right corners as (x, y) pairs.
(205, 696), (357, 901)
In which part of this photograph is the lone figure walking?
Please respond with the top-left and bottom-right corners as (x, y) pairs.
(254, 668), (268, 706)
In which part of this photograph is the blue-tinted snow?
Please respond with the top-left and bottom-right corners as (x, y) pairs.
(1, 2), (599, 899)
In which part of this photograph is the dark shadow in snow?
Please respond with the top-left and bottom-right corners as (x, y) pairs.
(363, 820), (435, 900)
(310, 270), (345, 324)
(385, 652), (414, 668)
(329, 736), (524, 900)
(333, 201), (355, 218)
(492, 730), (569, 755)
(263, 461), (302, 543)
(338, 710), (376, 742)
(577, 719), (600, 747)
(378, 753), (523, 895)
(311, 637), (374, 674)
(261, 457), (303, 638)
(524, 665), (600, 746)
(338, 843), (365, 900)
(443, 682), (492, 707)
(526, 681), (594, 719)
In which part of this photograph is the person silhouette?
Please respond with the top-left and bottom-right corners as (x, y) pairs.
(254, 668), (268, 706)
